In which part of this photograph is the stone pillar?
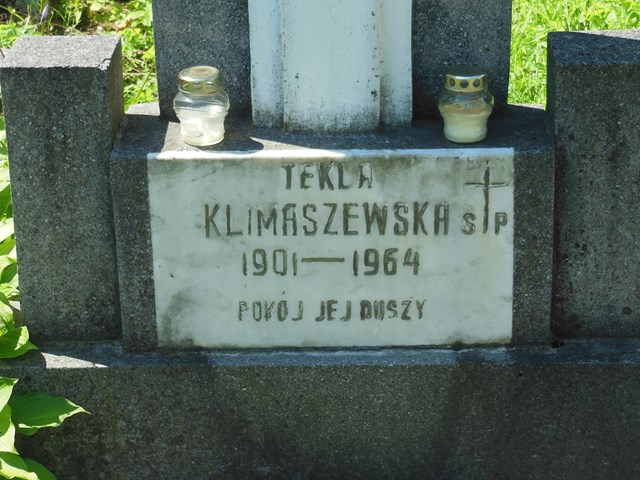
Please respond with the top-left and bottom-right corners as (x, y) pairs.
(0, 36), (124, 341)
(547, 30), (640, 337)
(150, 0), (513, 124)
(248, 0), (412, 130)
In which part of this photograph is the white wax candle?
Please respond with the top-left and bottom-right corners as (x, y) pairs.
(440, 106), (492, 143)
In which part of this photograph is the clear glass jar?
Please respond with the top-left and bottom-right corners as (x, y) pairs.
(438, 66), (493, 143)
(173, 66), (230, 146)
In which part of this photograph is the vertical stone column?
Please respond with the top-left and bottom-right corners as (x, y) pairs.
(0, 36), (124, 341)
(378, 0), (412, 126)
(547, 30), (640, 338)
(248, 0), (412, 130)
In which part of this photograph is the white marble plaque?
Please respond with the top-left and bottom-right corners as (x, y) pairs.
(148, 148), (514, 348)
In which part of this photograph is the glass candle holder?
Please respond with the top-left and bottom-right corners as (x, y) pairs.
(173, 66), (230, 146)
(438, 66), (493, 143)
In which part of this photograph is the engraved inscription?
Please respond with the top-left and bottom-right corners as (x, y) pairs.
(148, 150), (515, 348)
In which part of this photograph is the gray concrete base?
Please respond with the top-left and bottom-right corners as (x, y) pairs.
(111, 103), (555, 351)
(2, 340), (639, 479)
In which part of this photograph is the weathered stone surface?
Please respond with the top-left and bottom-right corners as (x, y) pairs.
(3, 340), (640, 479)
(112, 103), (553, 350)
(152, 0), (251, 120)
(548, 30), (640, 338)
(0, 36), (123, 341)
(109, 109), (167, 351)
(412, 0), (512, 119)
(248, 0), (412, 130)
(149, 149), (515, 348)
(151, 0), (512, 121)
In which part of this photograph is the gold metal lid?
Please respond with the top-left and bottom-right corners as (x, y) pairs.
(178, 66), (222, 95)
(444, 66), (488, 93)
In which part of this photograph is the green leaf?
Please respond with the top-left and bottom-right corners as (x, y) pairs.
(0, 186), (12, 219)
(605, 10), (619, 25)
(0, 291), (10, 308)
(9, 393), (88, 436)
(0, 285), (19, 304)
(0, 308), (13, 331)
(0, 256), (16, 285)
(0, 220), (13, 245)
(142, 45), (155, 61)
(23, 459), (56, 480)
(0, 379), (18, 412)
(0, 405), (16, 454)
(0, 292), (14, 327)
(0, 170), (9, 188)
(0, 327), (36, 359)
(0, 237), (16, 258)
(0, 258), (14, 277)
(89, 2), (104, 13)
(0, 452), (38, 480)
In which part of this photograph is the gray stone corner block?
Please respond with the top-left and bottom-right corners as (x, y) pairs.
(0, 35), (124, 342)
(151, 0), (512, 121)
(1, 34), (121, 68)
(547, 29), (640, 339)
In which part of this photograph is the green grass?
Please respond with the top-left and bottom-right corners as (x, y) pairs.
(509, 0), (640, 105)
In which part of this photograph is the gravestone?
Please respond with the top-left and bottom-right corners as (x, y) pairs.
(1, 3), (640, 479)
(148, 149), (514, 347)
(114, 0), (550, 351)
(0, 35), (123, 341)
(111, 104), (553, 351)
(151, 0), (513, 120)
(547, 30), (640, 338)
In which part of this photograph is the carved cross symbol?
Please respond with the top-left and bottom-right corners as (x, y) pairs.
(465, 160), (510, 234)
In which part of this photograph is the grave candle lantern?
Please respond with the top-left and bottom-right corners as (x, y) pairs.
(438, 66), (493, 143)
(173, 66), (230, 146)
